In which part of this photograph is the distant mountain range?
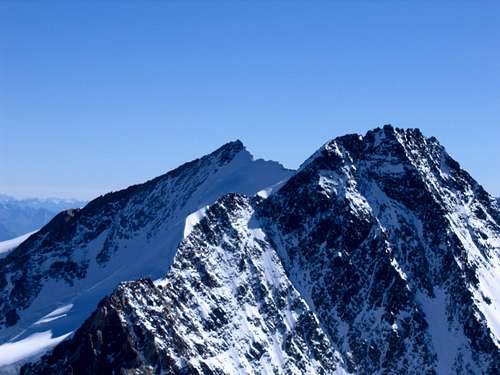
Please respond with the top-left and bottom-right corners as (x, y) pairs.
(0, 127), (499, 374)
(0, 195), (87, 241)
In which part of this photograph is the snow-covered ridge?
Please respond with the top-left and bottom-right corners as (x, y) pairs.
(0, 140), (293, 369)
(12, 126), (500, 374)
(22, 194), (347, 374)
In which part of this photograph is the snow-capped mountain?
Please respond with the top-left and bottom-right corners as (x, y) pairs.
(16, 127), (500, 374)
(0, 195), (86, 241)
(0, 141), (293, 370)
(257, 126), (500, 373)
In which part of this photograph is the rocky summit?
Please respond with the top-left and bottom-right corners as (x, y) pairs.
(9, 126), (500, 374)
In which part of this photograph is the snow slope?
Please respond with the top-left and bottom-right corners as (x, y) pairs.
(0, 231), (38, 259)
(0, 331), (72, 369)
(0, 141), (293, 370)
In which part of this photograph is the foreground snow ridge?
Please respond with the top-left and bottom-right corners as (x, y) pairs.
(23, 194), (349, 374)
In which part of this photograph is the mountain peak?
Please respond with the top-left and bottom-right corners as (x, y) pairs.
(299, 125), (442, 175)
(211, 139), (245, 159)
(0, 140), (293, 369)
(261, 126), (500, 373)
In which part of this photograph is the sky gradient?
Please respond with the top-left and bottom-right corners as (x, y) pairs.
(1, 1), (499, 199)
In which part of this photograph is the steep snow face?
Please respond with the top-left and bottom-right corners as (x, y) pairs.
(0, 141), (293, 368)
(260, 125), (500, 374)
(22, 194), (347, 375)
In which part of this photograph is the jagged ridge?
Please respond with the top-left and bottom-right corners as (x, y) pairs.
(19, 126), (500, 374)
(22, 194), (346, 374)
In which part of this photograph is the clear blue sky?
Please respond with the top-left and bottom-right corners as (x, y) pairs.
(1, 1), (499, 200)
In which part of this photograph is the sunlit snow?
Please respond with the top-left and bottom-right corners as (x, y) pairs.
(0, 330), (72, 367)
(0, 230), (38, 259)
(183, 206), (208, 239)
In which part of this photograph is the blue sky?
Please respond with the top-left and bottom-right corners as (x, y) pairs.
(1, 1), (499, 199)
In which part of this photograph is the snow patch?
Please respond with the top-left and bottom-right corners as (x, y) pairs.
(34, 304), (74, 326)
(183, 206), (208, 239)
(256, 179), (289, 199)
(0, 330), (72, 367)
(0, 230), (38, 258)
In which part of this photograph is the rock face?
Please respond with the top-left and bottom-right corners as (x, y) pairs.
(0, 141), (293, 367)
(259, 126), (500, 374)
(19, 126), (500, 374)
(22, 195), (346, 374)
